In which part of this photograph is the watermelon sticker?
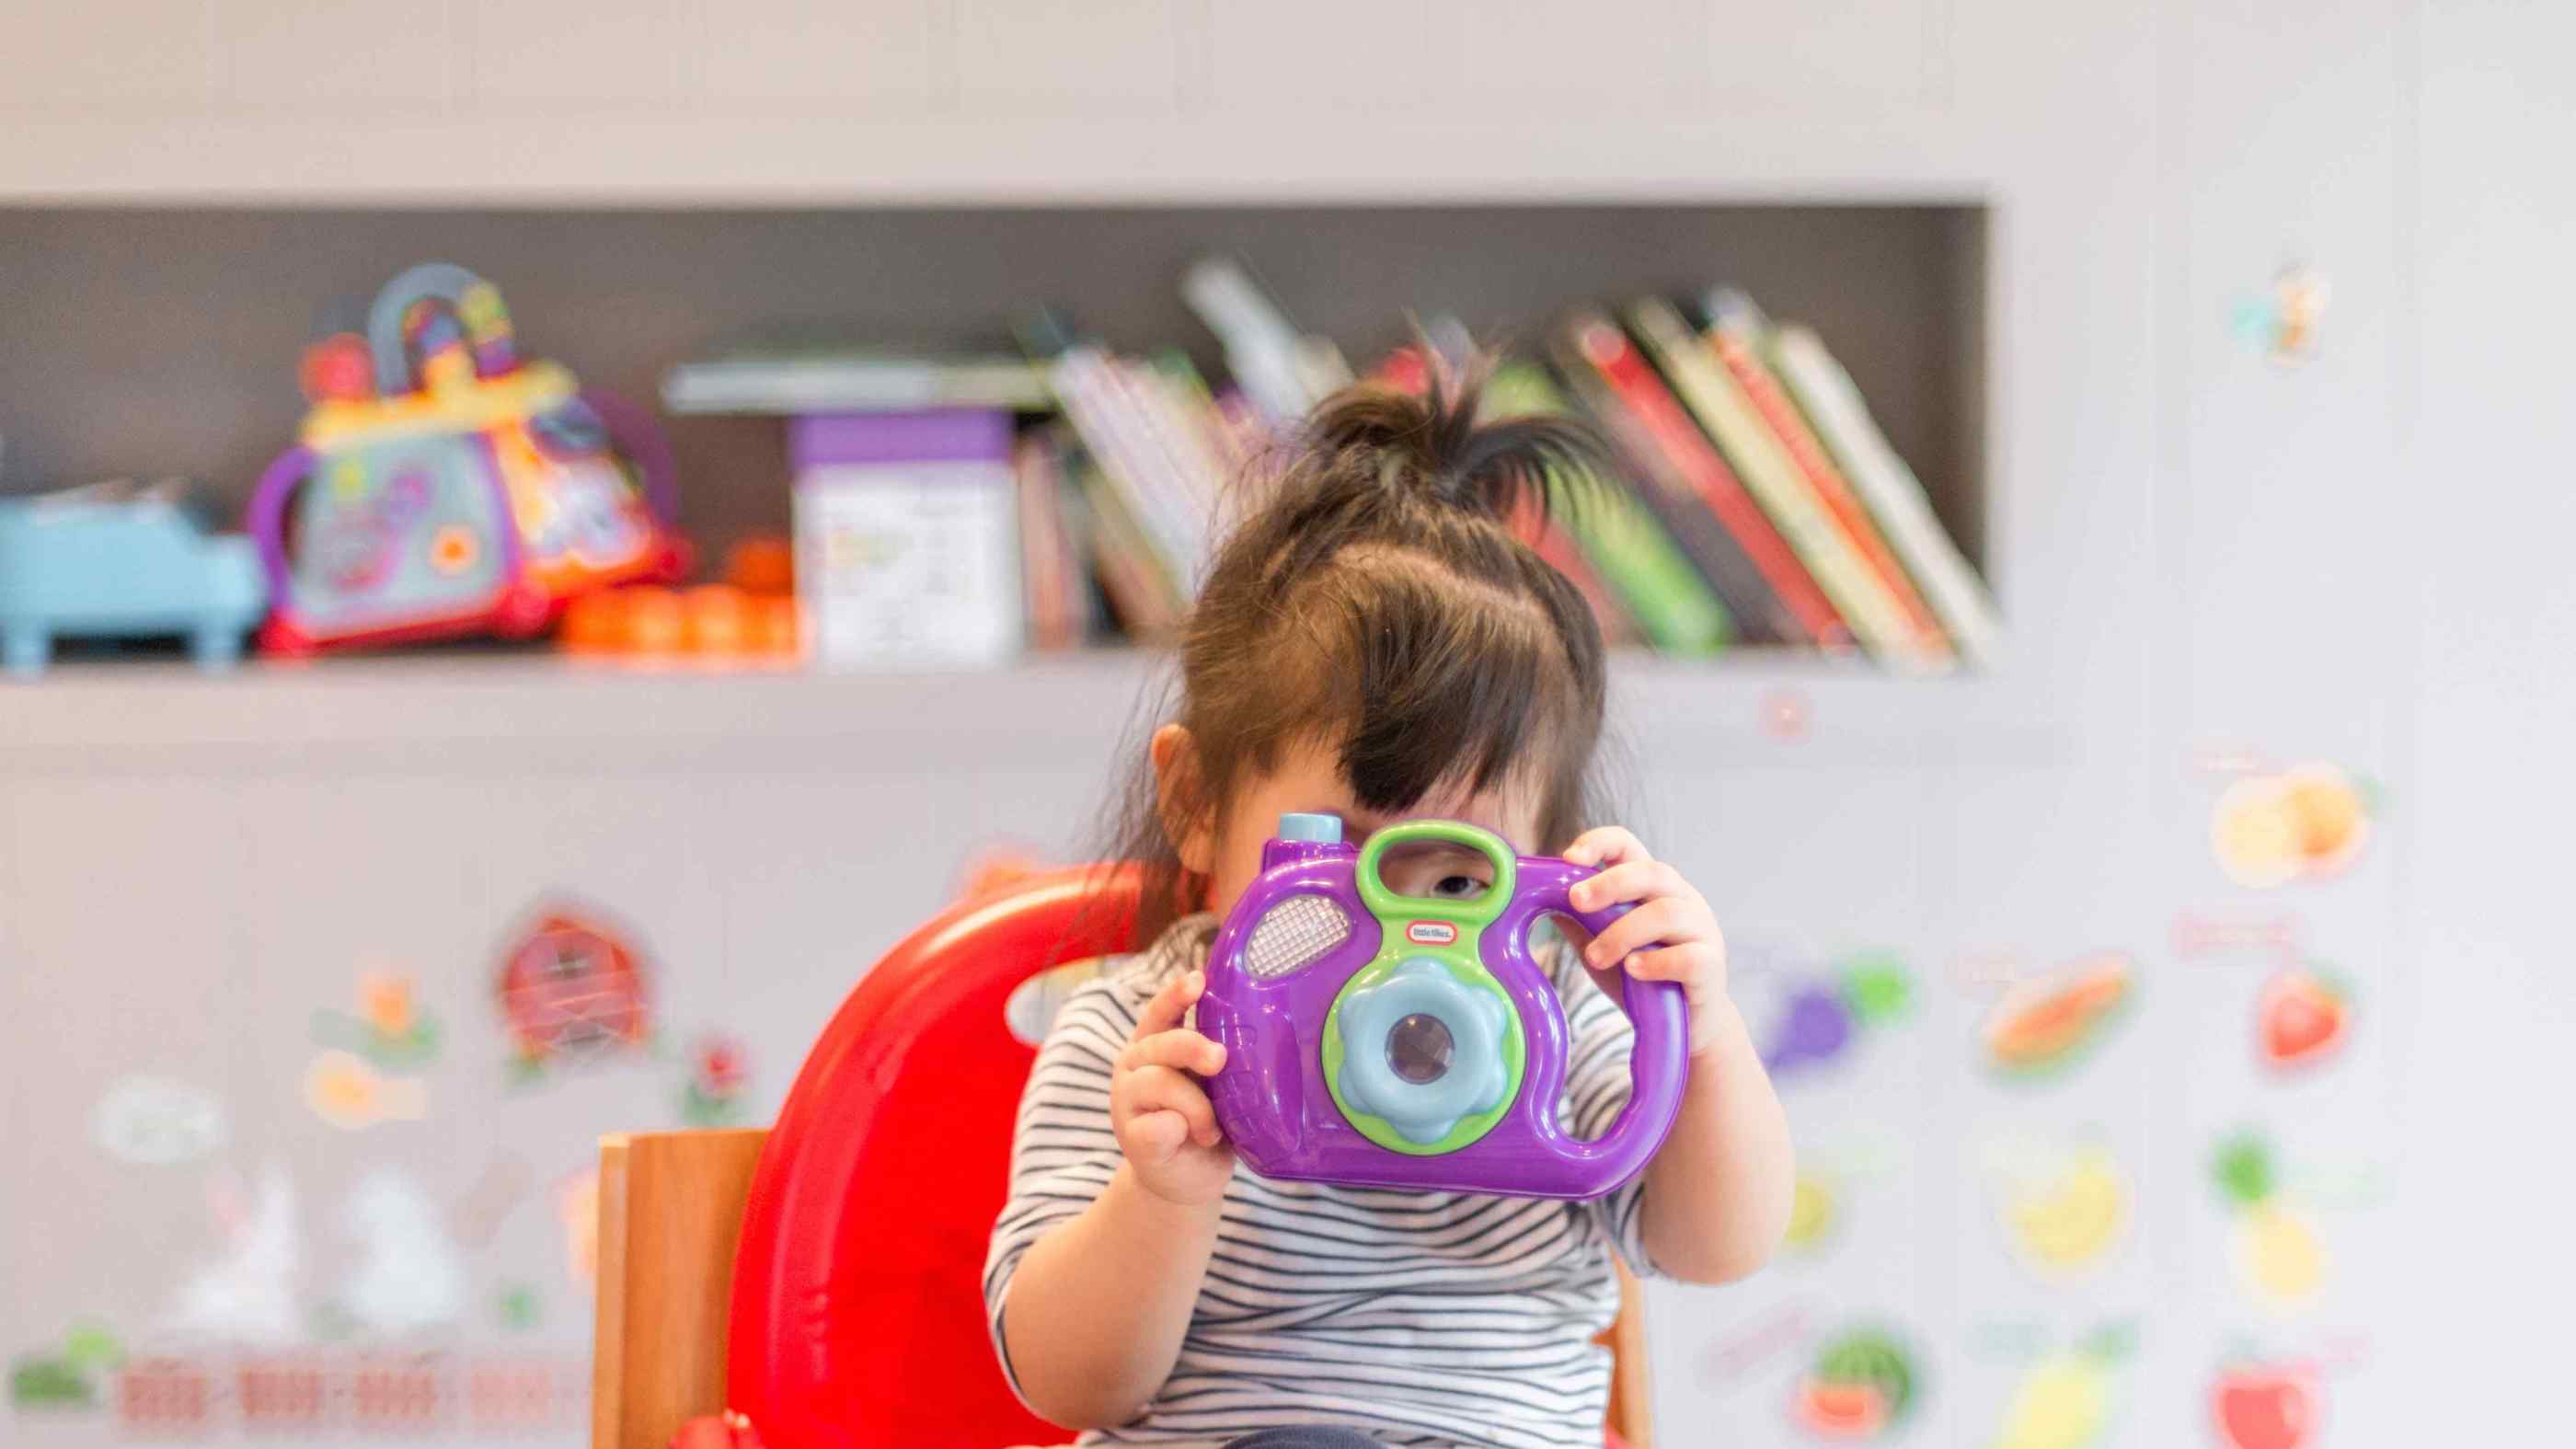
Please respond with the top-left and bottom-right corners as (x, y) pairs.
(1792, 1327), (1917, 1441)
(1981, 953), (2133, 1079)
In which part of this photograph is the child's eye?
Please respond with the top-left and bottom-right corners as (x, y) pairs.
(1433, 874), (1489, 899)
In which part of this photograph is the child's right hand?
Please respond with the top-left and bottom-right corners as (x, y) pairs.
(1112, 969), (1235, 1207)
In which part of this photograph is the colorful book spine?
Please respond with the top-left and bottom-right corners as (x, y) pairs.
(1702, 292), (1954, 665)
(1012, 432), (1086, 650)
(1484, 362), (1731, 656)
(1768, 323), (2005, 668)
(1555, 312), (1845, 650)
(1047, 347), (1209, 594)
(1627, 298), (1927, 669)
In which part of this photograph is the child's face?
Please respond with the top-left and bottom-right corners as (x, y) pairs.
(1156, 728), (1543, 922)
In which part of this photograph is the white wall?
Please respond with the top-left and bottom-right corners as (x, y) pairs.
(5, 3), (2570, 1447)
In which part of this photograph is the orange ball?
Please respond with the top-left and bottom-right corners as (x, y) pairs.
(681, 586), (750, 655)
(724, 536), (795, 597)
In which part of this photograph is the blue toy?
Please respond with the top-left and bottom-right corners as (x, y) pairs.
(0, 481), (267, 674)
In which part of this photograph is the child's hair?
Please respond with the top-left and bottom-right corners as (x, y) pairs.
(1105, 349), (1616, 941)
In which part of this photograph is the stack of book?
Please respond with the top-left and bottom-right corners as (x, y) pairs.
(663, 266), (1998, 671)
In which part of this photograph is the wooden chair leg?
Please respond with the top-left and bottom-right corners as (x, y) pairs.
(1602, 1261), (1653, 1449)
(592, 1129), (769, 1449)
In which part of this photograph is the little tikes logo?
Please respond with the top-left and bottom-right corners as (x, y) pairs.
(1405, 921), (1457, 946)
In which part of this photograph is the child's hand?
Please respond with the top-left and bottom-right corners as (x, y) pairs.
(1561, 826), (1734, 1060)
(1112, 970), (1236, 1207)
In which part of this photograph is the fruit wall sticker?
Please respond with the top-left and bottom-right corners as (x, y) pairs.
(1993, 1324), (2133, 1449)
(310, 964), (443, 1069)
(2229, 263), (2329, 365)
(1987, 1139), (2132, 1280)
(2257, 966), (2352, 1073)
(303, 1049), (429, 1130)
(1981, 954), (2133, 1079)
(2212, 1356), (2322, 1449)
(1793, 1327), (1918, 1441)
(2212, 1132), (2328, 1311)
(8, 1322), (122, 1411)
(1785, 1170), (1839, 1254)
(2211, 763), (2375, 889)
(679, 1033), (750, 1126)
(497, 906), (654, 1082)
(1750, 949), (1915, 1080)
(89, 1075), (227, 1165)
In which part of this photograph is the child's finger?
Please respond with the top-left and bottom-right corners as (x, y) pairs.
(1580, 897), (1701, 969)
(1561, 826), (1650, 868)
(1570, 857), (1691, 913)
(1621, 943), (1717, 984)
(1133, 969), (1204, 1039)
(1121, 1066), (1223, 1147)
(1121, 1108), (1190, 1164)
(1120, 1029), (1226, 1077)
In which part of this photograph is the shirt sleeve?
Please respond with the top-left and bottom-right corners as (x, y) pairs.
(981, 973), (1141, 1405)
(1553, 947), (1662, 1280)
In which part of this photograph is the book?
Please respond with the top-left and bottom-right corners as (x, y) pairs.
(1701, 289), (1955, 664)
(662, 345), (1050, 415)
(1552, 311), (1843, 650)
(1012, 432), (1089, 650)
(1182, 255), (1354, 427)
(1767, 322), (2005, 668)
(1061, 437), (1186, 638)
(1482, 362), (1731, 656)
(1627, 297), (1930, 670)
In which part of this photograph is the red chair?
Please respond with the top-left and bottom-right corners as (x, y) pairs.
(591, 867), (1651, 1449)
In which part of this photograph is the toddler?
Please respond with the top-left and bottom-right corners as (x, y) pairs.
(984, 359), (1797, 1448)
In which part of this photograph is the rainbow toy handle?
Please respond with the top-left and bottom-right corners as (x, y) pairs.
(1199, 816), (1689, 1200)
(367, 260), (519, 393)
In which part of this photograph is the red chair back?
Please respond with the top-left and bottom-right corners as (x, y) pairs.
(727, 868), (1141, 1448)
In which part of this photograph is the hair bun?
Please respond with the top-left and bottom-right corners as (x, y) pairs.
(1304, 347), (1603, 524)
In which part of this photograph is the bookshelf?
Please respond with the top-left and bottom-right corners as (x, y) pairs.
(0, 202), (1992, 624)
(0, 651), (2062, 772)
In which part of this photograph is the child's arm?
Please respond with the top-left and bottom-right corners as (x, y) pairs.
(1564, 827), (1796, 1284)
(994, 971), (1235, 1427)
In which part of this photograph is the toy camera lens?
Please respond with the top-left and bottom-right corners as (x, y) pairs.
(1386, 1013), (1455, 1085)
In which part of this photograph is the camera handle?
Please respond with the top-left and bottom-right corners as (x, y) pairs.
(1501, 857), (1692, 1197)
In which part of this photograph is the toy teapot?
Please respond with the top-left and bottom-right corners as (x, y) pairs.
(1197, 815), (1689, 1200)
(247, 262), (685, 653)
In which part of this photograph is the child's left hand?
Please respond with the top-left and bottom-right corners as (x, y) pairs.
(1560, 826), (1733, 1059)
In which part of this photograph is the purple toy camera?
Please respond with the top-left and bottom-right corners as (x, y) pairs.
(1198, 815), (1689, 1200)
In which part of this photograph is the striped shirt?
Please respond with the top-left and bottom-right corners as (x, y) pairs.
(983, 915), (1658, 1448)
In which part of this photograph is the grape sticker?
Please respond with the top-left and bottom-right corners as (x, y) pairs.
(2211, 763), (2375, 889)
(1743, 946), (1915, 1081)
(2212, 1132), (2329, 1311)
(1791, 1326), (1918, 1441)
(2212, 1356), (2323, 1449)
(1980, 953), (2133, 1079)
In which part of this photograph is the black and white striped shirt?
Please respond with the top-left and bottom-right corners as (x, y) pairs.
(984, 916), (1657, 1448)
